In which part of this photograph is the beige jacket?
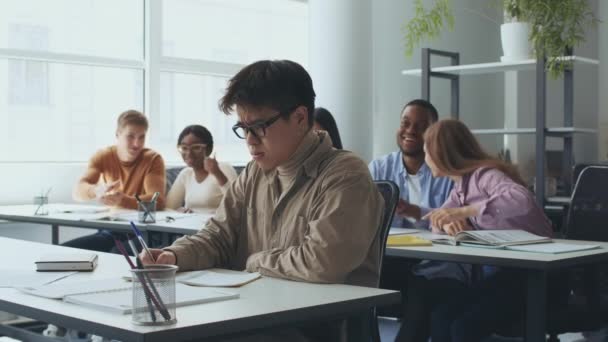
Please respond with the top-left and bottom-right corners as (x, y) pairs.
(165, 131), (384, 287)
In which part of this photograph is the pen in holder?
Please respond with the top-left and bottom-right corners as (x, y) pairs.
(137, 200), (157, 224)
(33, 195), (49, 216)
(131, 264), (177, 326)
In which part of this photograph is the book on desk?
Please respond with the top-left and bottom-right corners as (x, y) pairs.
(428, 230), (600, 254)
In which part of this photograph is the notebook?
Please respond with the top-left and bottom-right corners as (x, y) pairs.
(122, 269), (262, 287)
(429, 230), (551, 247)
(178, 269), (261, 287)
(64, 283), (239, 314)
(19, 278), (238, 314)
(35, 254), (98, 271)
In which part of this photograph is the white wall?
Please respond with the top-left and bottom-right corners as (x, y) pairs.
(371, 0), (504, 160)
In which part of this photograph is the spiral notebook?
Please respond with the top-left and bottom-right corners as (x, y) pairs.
(19, 278), (238, 314)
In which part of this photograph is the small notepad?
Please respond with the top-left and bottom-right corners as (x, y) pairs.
(179, 269), (261, 287)
(35, 254), (98, 271)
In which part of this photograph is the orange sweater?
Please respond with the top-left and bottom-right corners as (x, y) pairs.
(78, 146), (166, 209)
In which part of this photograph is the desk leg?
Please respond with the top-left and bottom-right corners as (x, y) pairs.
(346, 310), (371, 342)
(526, 270), (547, 342)
(52, 224), (59, 245)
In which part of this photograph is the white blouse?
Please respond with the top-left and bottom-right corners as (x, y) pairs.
(165, 162), (238, 214)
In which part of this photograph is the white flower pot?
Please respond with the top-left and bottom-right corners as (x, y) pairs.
(500, 22), (531, 62)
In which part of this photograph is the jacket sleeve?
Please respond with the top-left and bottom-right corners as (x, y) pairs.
(163, 164), (247, 271)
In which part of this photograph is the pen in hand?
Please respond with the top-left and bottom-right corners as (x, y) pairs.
(130, 221), (155, 263)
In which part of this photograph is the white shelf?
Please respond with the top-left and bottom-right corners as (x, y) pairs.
(546, 196), (571, 205)
(546, 127), (597, 134)
(472, 128), (535, 135)
(471, 127), (597, 135)
(401, 56), (599, 76)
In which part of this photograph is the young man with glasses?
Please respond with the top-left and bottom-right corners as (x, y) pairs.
(141, 60), (384, 340)
(166, 124), (237, 214)
(64, 110), (166, 252)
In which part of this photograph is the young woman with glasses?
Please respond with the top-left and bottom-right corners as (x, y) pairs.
(166, 125), (237, 213)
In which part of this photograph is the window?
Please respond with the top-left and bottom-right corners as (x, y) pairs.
(0, 0), (308, 163)
(0, 0), (143, 59)
(156, 72), (248, 164)
(162, 0), (308, 66)
(0, 60), (143, 161)
(8, 24), (50, 106)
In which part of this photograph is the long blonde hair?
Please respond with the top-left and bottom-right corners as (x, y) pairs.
(424, 119), (526, 186)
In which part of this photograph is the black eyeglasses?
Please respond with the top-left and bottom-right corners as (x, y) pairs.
(232, 106), (298, 139)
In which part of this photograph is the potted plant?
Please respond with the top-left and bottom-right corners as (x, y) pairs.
(403, 0), (598, 77)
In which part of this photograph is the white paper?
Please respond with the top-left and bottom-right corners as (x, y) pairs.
(179, 269), (261, 287)
(0, 270), (76, 288)
(506, 242), (600, 254)
(388, 228), (420, 236)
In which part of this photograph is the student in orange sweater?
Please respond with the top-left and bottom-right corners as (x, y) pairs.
(63, 110), (166, 251)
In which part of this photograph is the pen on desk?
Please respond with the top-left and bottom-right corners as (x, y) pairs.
(134, 194), (150, 222)
(130, 221), (155, 262)
(114, 238), (171, 321)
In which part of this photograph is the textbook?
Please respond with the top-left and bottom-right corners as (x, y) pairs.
(429, 230), (551, 247)
(35, 254), (98, 271)
(19, 278), (238, 314)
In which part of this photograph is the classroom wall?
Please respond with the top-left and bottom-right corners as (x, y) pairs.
(370, 0), (504, 161)
(366, 0), (601, 182)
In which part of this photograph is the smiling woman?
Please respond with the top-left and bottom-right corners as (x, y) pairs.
(165, 125), (237, 214)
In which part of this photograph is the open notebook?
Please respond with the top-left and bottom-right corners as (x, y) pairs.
(19, 277), (238, 314)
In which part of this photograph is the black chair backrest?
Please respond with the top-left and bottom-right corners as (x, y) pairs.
(373, 180), (400, 287)
(565, 165), (608, 241)
(165, 166), (184, 194)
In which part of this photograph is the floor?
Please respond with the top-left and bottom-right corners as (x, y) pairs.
(378, 319), (608, 342)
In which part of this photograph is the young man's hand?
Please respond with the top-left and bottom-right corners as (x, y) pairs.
(100, 191), (124, 206)
(140, 249), (176, 265)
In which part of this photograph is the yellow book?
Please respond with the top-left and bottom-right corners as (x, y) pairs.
(387, 235), (433, 247)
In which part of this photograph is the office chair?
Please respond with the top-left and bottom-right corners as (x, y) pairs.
(370, 180), (399, 342)
(546, 165), (608, 340)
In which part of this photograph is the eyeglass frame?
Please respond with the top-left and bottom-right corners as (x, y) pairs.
(231, 105), (299, 140)
(177, 143), (207, 154)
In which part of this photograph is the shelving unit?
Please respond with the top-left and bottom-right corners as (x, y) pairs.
(402, 48), (599, 206)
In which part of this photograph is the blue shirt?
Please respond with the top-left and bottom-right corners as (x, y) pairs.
(368, 151), (453, 228)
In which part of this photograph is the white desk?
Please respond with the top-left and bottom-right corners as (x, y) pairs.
(0, 237), (399, 342)
(387, 238), (608, 342)
(0, 204), (209, 245)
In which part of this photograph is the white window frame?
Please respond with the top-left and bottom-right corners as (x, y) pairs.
(0, 0), (246, 162)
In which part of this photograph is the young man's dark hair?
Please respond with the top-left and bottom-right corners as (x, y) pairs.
(402, 99), (439, 123)
(219, 60), (316, 127)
